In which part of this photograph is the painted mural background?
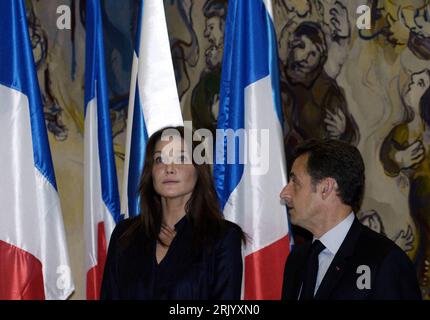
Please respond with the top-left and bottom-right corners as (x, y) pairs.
(26, 0), (430, 299)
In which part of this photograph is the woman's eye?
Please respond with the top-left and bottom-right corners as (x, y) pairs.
(154, 156), (162, 164)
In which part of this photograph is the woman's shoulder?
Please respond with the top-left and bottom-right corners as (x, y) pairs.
(110, 216), (142, 243)
(217, 219), (245, 245)
(221, 219), (242, 232)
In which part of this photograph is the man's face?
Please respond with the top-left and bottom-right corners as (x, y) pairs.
(280, 154), (320, 230)
(286, 34), (323, 85)
(204, 16), (224, 48)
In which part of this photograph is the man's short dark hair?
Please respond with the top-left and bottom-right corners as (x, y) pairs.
(292, 139), (365, 212)
(203, 0), (227, 19)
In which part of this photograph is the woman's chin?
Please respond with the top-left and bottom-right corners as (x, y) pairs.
(160, 190), (193, 201)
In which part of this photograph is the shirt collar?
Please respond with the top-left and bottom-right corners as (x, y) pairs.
(314, 212), (355, 255)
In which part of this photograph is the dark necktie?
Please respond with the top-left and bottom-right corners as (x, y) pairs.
(299, 240), (325, 300)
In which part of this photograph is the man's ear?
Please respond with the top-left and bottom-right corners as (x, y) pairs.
(320, 177), (336, 200)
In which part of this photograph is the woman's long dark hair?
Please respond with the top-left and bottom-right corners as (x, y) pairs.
(120, 126), (244, 251)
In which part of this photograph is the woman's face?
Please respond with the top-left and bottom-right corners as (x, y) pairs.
(404, 70), (430, 107)
(152, 137), (198, 201)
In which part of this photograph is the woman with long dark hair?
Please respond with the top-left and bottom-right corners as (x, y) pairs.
(101, 126), (245, 299)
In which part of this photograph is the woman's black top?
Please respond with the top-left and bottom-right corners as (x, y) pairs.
(100, 215), (243, 300)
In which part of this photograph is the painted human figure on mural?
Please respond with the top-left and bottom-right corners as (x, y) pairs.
(274, 0), (312, 32)
(191, 0), (226, 136)
(360, 1), (430, 60)
(315, 0), (351, 79)
(27, 2), (68, 141)
(380, 69), (430, 298)
(403, 4), (430, 59)
(168, 0), (200, 100)
(315, 0), (350, 43)
(282, 21), (359, 170)
(358, 209), (415, 252)
(278, 0), (351, 82)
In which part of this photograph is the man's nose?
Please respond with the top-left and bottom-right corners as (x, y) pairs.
(280, 184), (291, 202)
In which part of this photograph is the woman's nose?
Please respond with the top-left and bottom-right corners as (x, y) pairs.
(164, 163), (176, 174)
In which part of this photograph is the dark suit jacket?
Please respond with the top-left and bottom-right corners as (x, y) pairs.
(282, 219), (421, 300)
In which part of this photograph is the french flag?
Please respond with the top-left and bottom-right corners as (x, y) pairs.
(84, 0), (122, 300)
(121, 0), (183, 218)
(0, 0), (74, 299)
(214, 0), (291, 299)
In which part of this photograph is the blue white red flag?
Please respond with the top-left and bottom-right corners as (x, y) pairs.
(84, 0), (122, 300)
(121, 0), (183, 218)
(0, 0), (74, 300)
(214, 0), (291, 299)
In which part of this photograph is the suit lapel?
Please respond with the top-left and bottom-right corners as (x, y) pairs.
(293, 244), (311, 299)
(314, 218), (363, 299)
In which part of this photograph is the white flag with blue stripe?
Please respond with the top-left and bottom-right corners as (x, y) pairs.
(0, 0), (74, 299)
(84, 0), (122, 300)
(121, 0), (183, 218)
(214, 0), (291, 299)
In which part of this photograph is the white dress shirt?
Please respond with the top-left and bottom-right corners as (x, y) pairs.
(297, 212), (355, 299)
(312, 212), (355, 295)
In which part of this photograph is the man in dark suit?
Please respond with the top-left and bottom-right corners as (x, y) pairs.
(280, 139), (421, 300)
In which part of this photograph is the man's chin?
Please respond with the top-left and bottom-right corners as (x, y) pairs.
(287, 209), (296, 222)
